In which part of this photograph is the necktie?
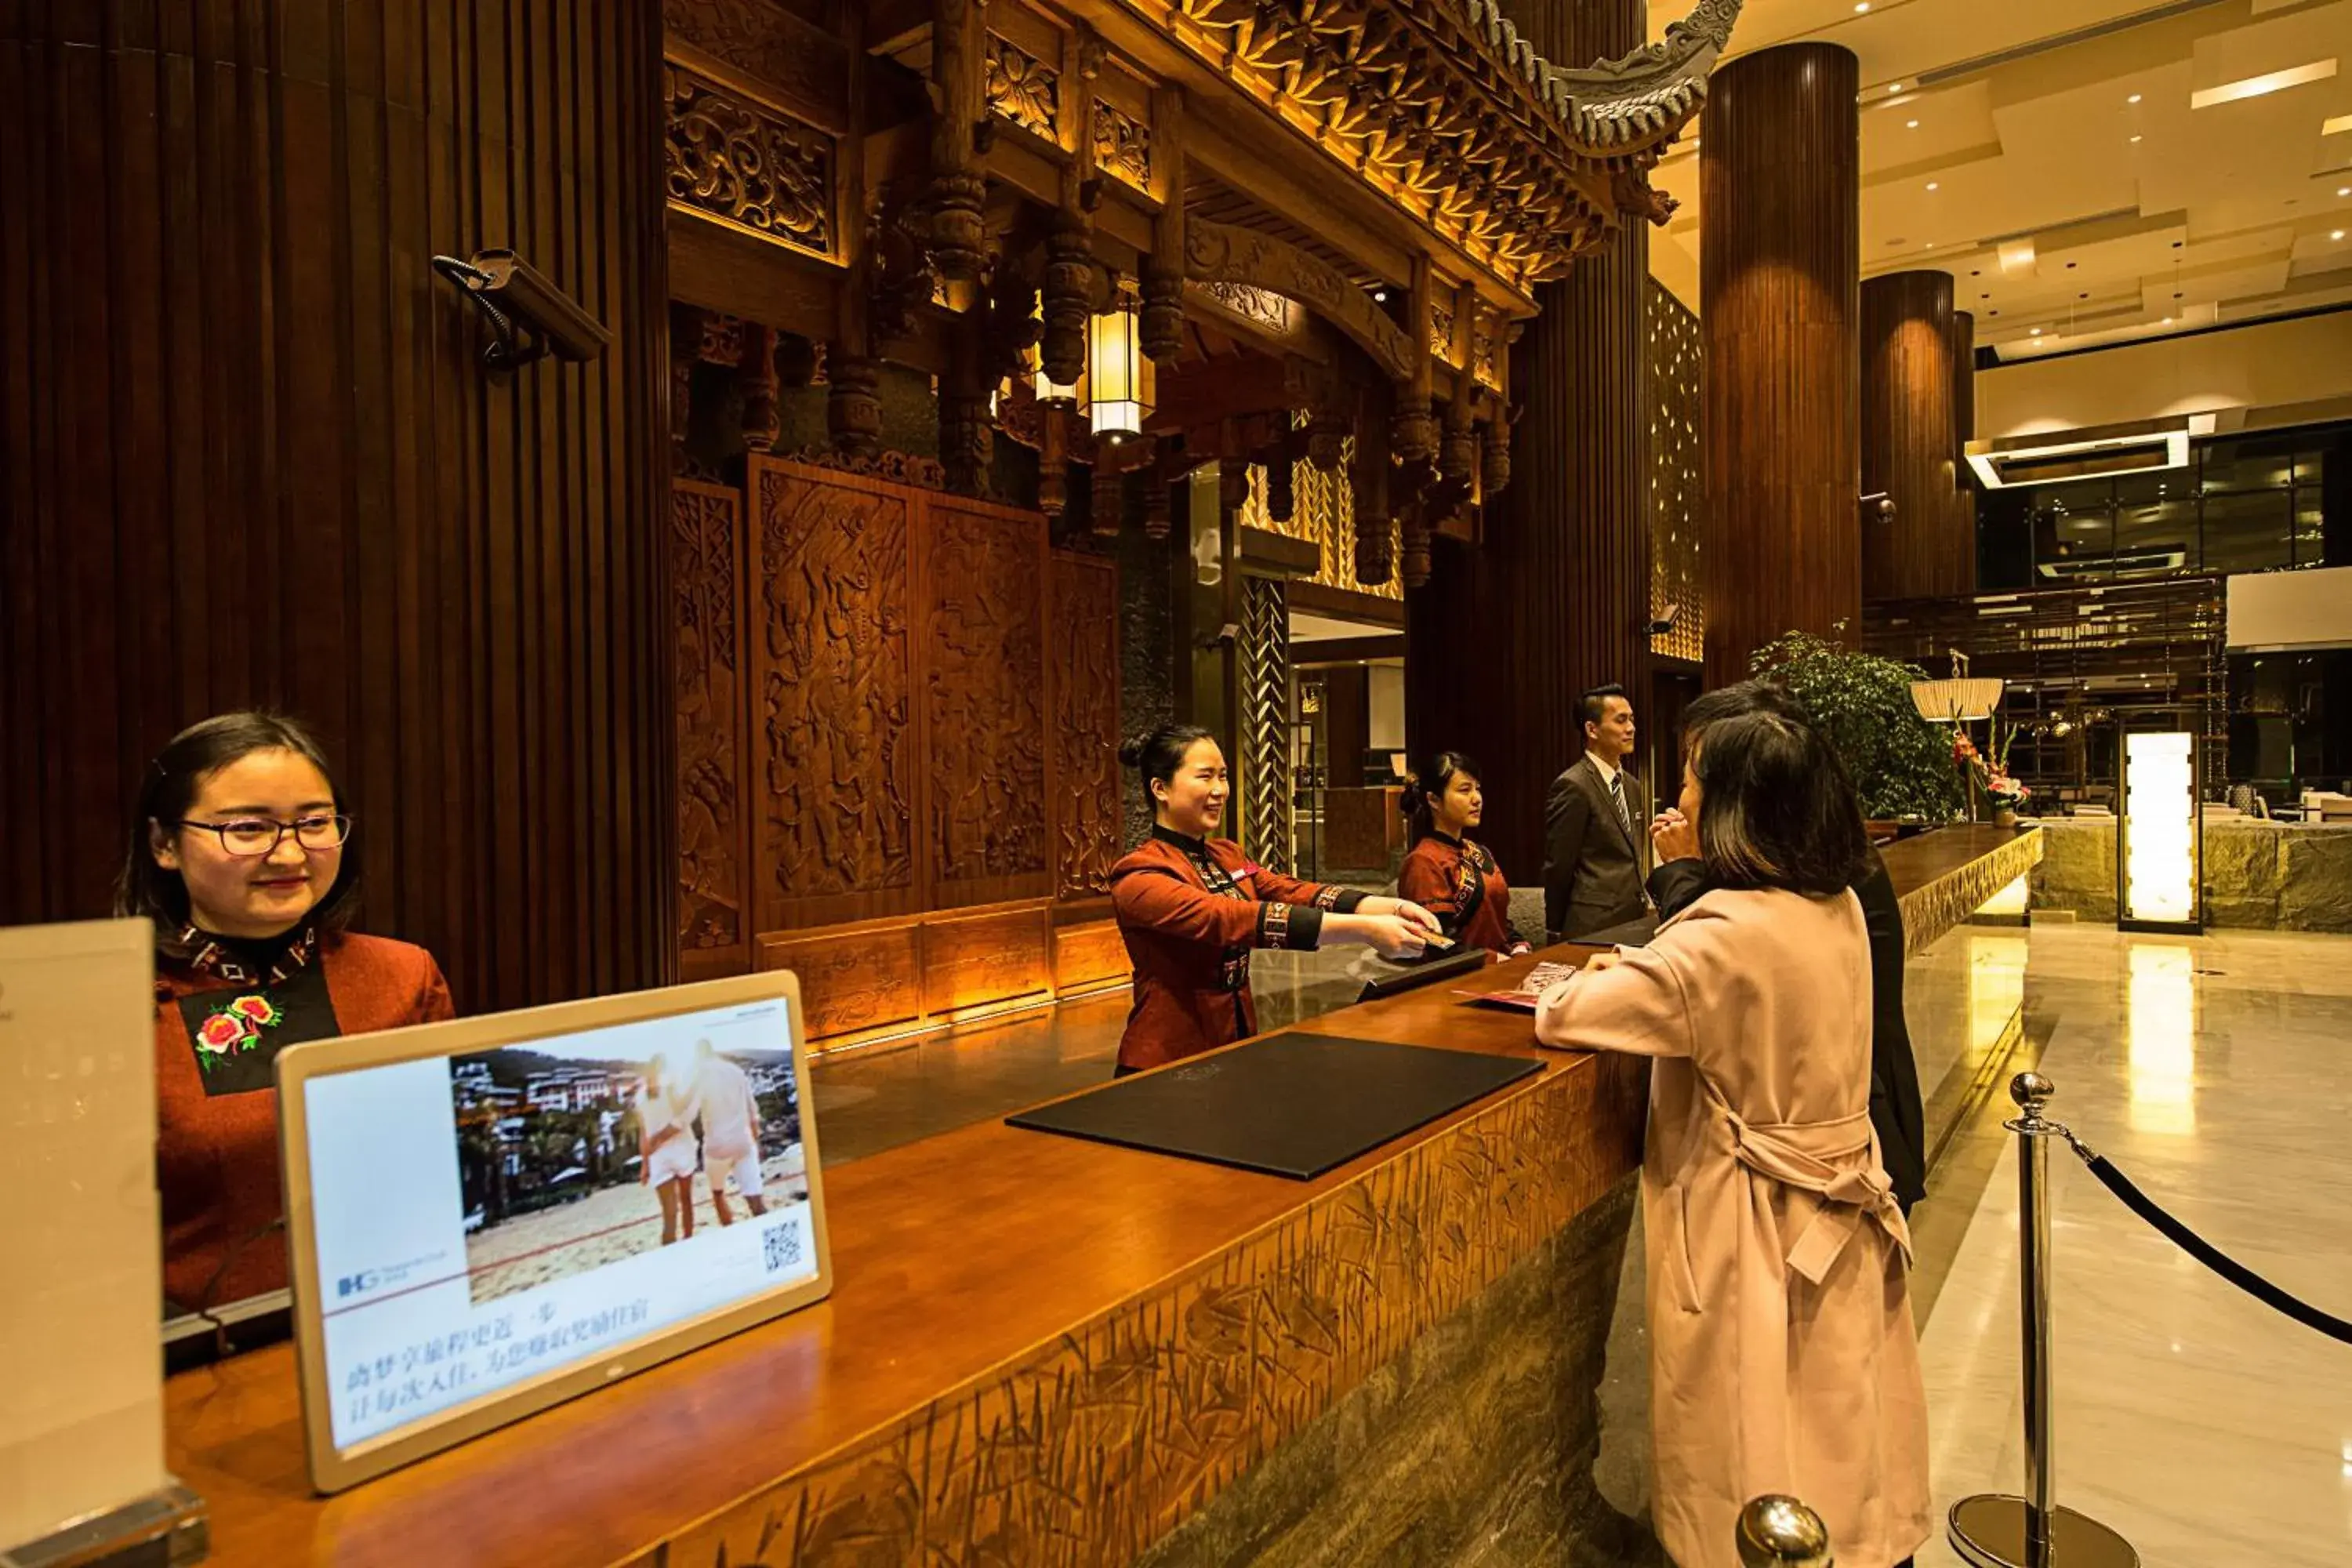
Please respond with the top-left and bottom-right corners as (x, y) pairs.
(1610, 772), (1633, 841)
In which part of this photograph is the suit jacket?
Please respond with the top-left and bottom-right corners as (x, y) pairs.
(1649, 848), (1928, 1210)
(1543, 755), (1651, 940)
(1108, 829), (1363, 1071)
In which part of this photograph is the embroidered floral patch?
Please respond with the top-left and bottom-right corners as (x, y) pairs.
(193, 995), (282, 1073)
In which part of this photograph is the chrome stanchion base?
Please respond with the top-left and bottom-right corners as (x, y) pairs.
(1948, 1494), (2138, 1567)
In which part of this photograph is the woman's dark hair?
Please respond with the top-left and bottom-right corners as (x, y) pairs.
(115, 712), (361, 933)
(1682, 685), (1869, 895)
(1400, 750), (1482, 842)
(1118, 723), (1219, 809)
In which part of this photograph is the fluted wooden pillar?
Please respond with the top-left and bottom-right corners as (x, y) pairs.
(1950, 307), (1979, 575)
(1862, 270), (1972, 600)
(0, 2), (675, 1011)
(1405, 0), (1650, 876)
(1702, 43), (1860, 684)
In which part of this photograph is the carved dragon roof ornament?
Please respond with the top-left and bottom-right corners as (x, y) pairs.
(1481, 0), (1746, 159)
(1163, 0), (1739, 287)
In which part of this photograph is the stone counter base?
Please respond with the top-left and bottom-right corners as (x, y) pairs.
(2029, 818), (2352, 932)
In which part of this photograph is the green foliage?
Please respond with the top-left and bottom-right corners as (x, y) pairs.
(1747, 630), (1968, 822)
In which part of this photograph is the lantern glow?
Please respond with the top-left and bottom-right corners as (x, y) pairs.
(1084, 306), (1154, 441)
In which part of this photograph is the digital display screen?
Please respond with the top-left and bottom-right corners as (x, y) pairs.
(300, 998), (818, 1451)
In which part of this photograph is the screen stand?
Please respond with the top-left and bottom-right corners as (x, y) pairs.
(2, 1483), (208, 1568)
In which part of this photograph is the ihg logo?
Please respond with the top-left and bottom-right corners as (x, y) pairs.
(338, 1271), (379, 1298)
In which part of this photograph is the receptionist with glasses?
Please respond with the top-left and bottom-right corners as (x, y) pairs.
(118, 713), (452, 1316)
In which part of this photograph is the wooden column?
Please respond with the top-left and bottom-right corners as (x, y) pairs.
(1862, 270), (1971, 600)
(1404, 0), (1650, 877)
(0, 1), (674, 1013)
(1950, 307), (1979, 575)
(1701, 42), (1860, 684)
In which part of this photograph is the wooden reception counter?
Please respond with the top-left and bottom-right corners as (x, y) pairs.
(164, 826), (2040, 1568)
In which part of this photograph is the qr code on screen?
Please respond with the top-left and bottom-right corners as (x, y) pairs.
(763, 1220), (803, 1275)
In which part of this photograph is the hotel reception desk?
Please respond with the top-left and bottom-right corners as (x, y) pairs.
(163, 827), (2042, 1568)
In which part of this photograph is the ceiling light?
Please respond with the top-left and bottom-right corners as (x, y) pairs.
(2339, 187), (2351, 197)
(2163, 316), (2172, 323)
(1998, 238), (2037, 274)
(1853, 2), (1869, 11)
(1927, 181), (1940, 191)
(1907, 118), (1919, 129)
(2327, 114), (2352, 136)
(2336, 230), (2348, 241)
(2031, 326), (2043, 336)
(2128, 94), (2143, 104)
(1888, 82), (1904, 93)
(2130, 135), (2142, 143)
(2190, 60), (2337, 111)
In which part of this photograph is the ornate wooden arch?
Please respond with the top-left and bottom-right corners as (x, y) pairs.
(1183, 220), (1418, 383)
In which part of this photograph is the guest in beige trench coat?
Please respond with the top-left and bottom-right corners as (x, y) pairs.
(1536, 693), (1931, 1568)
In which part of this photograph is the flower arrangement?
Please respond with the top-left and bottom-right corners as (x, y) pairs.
(1970, 720), (2032, 815)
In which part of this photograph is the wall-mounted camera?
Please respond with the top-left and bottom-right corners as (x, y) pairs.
(1860, 491), (1896, 524)
(430, 249), (611, 372)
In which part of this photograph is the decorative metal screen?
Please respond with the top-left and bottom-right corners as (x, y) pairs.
(1240, 574), (1294, 875)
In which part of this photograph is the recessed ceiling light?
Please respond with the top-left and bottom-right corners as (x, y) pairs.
(1924, 242), (1935, 249)
(2340, 187), (2352, 197)
(1853, 2), (1869, 11)
(2163, 316), (2172, 323)
(1926, 181), (1940, 191)
(2128, 93), (2143, 104)
(2336, 230), (2348, 241)
(1907, 118), (1919, 129)
(2031, 327), (2043, 336)
(1889, 82), (1904, 93)
(2190, 60), (2337, 111)
(2130, 134), (2143, 143)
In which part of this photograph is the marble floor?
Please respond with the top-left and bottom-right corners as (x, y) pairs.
(1910, 925), (2352, 1567)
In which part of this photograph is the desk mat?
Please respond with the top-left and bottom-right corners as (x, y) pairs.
(1006, 1033), (1542, 1180)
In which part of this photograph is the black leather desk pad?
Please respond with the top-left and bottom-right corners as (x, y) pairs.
(1006, 1033), (1543, 1180)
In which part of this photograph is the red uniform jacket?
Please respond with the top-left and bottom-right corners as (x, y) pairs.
(1397, 832), (1529, 956)
(1109, 828), (1364, 1070)
(155, 927), (452, 1312)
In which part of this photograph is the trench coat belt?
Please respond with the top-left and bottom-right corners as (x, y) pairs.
(1709, 1093), (1914, 1283)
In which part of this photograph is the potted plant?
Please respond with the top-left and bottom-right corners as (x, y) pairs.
(1748, 630), (1969, 823)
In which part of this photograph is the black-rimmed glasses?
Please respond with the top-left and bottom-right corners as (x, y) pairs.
(170, 814), (352, 858)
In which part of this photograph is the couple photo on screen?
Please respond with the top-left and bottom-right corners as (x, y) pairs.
(452, 1034), (808, 1304)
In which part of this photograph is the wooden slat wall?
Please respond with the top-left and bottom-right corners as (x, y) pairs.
(1949, 307), (1979, 568)
(1700, 42), (1862, 687)
(1405, 0), (1650, 877)
(1862, 270), (1973, 601)
(0, 2), (673, 1013)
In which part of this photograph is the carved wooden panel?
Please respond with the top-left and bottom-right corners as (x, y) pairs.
(1093, 102), (1152, 188)
(920, 904), (1054, 1016)
(985, 34), (1058, 140)
(663, 60), (834, 257)
(674, 481), (753, 978)
(662, 0), (853, 128)
(750, 460), (918, 928)
(632, 1047), (1648, 1568)
(926, 497), (1051, 906)
(1047, 553), (1121, 899)
(756, 924), (922, 1039)
(1052, 920), (1131, 993)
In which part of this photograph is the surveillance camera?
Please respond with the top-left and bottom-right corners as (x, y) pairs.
(433, 249), (611, 369)
(1645, 603), (1682, 637)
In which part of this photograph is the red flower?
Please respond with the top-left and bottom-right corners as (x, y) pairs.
(229, 995), (280, 1026)
(199, 1012), (252, 1051)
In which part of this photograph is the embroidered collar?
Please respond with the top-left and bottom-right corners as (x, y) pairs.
(161, 921), (323, 988)
(1150, 824), (1213, 855)
(1428, 830), (1466, 849)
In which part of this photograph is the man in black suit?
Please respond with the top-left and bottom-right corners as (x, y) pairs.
(1646, 681), (1929, 1213)
(1542, 684), (1653, 942)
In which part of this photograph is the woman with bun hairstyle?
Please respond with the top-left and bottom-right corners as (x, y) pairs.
(123, 713), (455, 1316)
(1396, 751), (1531, 958)
(1109, 724), (1443, 1073)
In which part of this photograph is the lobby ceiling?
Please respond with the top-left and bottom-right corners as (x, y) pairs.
(1646, 0), (2352, 359)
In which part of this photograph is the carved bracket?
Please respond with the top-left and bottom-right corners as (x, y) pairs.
(1185, 220), (1417, 383)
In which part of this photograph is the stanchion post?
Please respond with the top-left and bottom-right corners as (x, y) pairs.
(1947, 1074), (2139, 1568)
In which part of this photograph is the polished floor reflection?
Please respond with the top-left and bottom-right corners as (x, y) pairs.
(1914, 925), (2352, 1567)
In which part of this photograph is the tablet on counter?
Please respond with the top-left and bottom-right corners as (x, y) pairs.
(274, 971), (832, 1492)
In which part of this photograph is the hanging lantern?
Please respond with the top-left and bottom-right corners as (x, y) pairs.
(1084, 299), (1155, 444)
(1032, 350), (1081, 409)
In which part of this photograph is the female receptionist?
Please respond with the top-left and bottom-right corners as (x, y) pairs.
(1108, 724), (1442, 1073)
(1396, 751), (1533, 959)
(121, 713), (454, 1316)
